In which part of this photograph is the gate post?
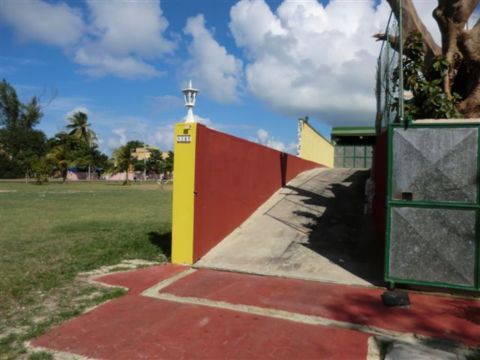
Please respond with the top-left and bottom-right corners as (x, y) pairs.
(171, 122), (198, 265)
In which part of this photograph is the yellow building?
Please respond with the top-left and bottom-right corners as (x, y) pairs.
(298, 119), (334, 167)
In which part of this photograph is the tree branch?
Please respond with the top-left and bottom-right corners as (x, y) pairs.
(463, 0), (480, 21)
(387, 0), (441, 62)
(373, 33), (399, 51)
(434, 0), (479, 98)
(463, 19), (480, 62)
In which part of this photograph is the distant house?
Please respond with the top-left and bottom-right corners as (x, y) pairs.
(66, 167), (99, 180)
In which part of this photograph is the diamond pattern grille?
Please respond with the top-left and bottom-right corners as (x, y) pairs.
(392, 128), (478, 203)
(389, 207), (476, 287)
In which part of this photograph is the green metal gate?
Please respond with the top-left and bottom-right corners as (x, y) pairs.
(385, 121), (480, 291)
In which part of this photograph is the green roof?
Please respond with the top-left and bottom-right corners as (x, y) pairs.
(331, 126), (375, 136)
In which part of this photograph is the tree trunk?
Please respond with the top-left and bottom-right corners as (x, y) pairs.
(385, 0), (480, 118)
(458, 82), (480, 117)
(123, 168), (129, 185)
(386, 0), (441, 66)
(432, 0), (479, 99)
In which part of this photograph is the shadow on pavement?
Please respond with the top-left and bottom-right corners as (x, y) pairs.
(281, 170), (384, 286)
(148, 231), (172, 260)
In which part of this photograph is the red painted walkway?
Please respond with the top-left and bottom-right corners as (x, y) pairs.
(163, 269), (480, 347)
(31, 265), (480, 359)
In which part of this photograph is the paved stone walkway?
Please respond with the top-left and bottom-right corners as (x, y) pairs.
(31, 265), (480, 359)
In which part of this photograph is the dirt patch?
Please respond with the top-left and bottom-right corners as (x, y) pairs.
(0, 190), (17, 193)
(1, 259), (160, 359)
(77, 259), (159, 281)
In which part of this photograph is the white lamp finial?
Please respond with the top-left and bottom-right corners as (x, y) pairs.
(182, 80), (199, 123)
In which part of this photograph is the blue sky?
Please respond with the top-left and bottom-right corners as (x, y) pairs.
(0, 0), (444, 154)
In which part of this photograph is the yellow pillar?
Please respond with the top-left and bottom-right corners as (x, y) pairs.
(171, 123), (197, 264)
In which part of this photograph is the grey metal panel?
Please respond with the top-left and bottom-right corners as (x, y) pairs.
(389, 207), (476, 287)
(355, 158), (365, 168)
(366, 146), (373, 158)
(343, 158), (354, 168)
(365, 158), (372, 168)
(355, 146), (365, 156)
(334, 156), (343, 168)
(344, 146), (354, 156)
(392, 128), (478, 202)
(334, 146), (343, 156)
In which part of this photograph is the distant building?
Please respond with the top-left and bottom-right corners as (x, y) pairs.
(331, 127), (376, 168)
(297, 119), (375, 169)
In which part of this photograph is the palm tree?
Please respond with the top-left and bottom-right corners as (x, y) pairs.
(47, 132), (71, 183)
(112, 141), (143, 185)
(66, 111), (97, 180)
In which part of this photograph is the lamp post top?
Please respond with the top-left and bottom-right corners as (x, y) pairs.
(182, 80), (198, 94)
(182, 80), (198, 123)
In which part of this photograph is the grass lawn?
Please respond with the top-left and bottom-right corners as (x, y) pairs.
(0, 181), (172, 359)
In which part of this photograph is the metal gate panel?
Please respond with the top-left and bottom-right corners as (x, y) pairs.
(392, 128), (478, 203)
(389, 207), (476, 287)
(386, 123), (480, 291)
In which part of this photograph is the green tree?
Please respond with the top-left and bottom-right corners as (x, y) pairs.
(112, 140), (144, 185)
(0, 79), (47, 179)
(164, 151), (174, 172)
(395, 32), (462, 120)
(66, 111), (97, 180)
(31, 156), (53, 184)
(379, 0), (480, 118)
(46, 132), (109, 182)
(146, 149), (166, 175)
(47, 132), (77, 183)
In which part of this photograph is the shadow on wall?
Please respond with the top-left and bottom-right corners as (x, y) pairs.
(148, 231), (172, 260)
(280, 152), (288, 187)
(191, 123), (322, 262)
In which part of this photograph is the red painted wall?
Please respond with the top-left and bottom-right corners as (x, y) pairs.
(193, 124), (323, 262)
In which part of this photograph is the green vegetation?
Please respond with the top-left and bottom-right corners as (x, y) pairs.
(0, 79), (47, 179)
(384, 1), (480, 118)
(112, 140), (145, 185)
(66, 110), (99, 181)
(0, 181), (172, 359)
(0, 79), (173, 183)
(399, 32), (461, 120)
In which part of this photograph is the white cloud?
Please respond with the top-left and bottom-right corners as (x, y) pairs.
(228, 0), (468, 126)
(229, 0), (286, 55)
(66, 106), (90, 120)
(150, 115), (214, 151)
(74, 0), (175, 78)
(414, 1), (441, 44)
(184, 15), (243, 103)
(0, 0), (174, 79)
(47, 96), (93, 114)
(107, 128), (127, 149)
(252, 128), (296, 153)
(192, 114), (212, 125)
(152, 124), (175, 151)
(0, 0), (84, 47)
(104, 116), (176, 152)
(230, 0), (395, 126)
(86, 0), (175, 58)
(149, 95), (185, 113)
(73, 47), (163, 79)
